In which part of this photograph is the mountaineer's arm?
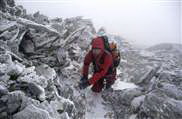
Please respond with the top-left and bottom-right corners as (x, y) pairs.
(82, 51), (93, 78)
(89, 54), (113, 85)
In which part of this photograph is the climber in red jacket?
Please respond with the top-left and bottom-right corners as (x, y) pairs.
(79, 37), (116, 92)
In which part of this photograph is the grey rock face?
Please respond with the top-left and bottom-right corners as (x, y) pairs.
(33, 11), (49, 25)
(0, 1), (95, 117)
(102, 88), (144, 119)
(0, 85), (8, 97)
(138, 90), (182, 119)
(57, 47), (67, 66)
(13, 104), (52, 119)
(6, 91), (26, 115)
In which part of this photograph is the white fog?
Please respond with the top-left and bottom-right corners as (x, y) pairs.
(15, 0), (181, 48)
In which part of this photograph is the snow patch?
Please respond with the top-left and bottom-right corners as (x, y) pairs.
(112, 79), (138, 90)
(85, 89), (109, 119)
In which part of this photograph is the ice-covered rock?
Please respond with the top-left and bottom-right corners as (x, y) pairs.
(139, 90), (182, 119)
(33, 11), (49, 25)
(13, 104), (52, 119)
(131, 95), (145, 113)
(17, 66), (48, 88)
(0, 85), (8, 97)
(102, 88), (144, 119)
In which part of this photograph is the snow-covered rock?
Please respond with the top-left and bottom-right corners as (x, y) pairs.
(13, 104), (52, 119)
(1, 0), (182, 119)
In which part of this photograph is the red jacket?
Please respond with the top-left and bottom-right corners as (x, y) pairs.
(82, 37), (114, 85)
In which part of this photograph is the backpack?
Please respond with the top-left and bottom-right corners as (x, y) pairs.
(109, 41), (120, 68)
(94, 36), (121, 68)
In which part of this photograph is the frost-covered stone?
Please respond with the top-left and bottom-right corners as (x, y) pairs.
(19, 36), (35, 54)
(50, 23), (64, 33)
(17, 66), (48, 88)
(14, 5), (26, 17)
(28, 82), (46, 101)
(35, 64), (57, 81)
(38, 101), (60, 119)
(0, 85), (8, 97)
(13, 104), (52, 119)
(33, 11), (49, 25)
(102, 88), (144, 119)
(139, 90), (182, 119)
(131, 95), (145, 112)
(6, 91), (26, 114)
(56, 47), (68, 66)
(158, 82), (182, 100)
(50, 97), (75, 117)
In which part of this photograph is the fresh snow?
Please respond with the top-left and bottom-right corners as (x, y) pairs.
(112, 79), (138, 90)
(85, 90), (108, 119)
(85, 78), (137, 119)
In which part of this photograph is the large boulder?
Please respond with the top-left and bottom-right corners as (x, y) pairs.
(13, 104), (52, 119)
(102, 88), (144, 119)
(138, 90), (182, 119)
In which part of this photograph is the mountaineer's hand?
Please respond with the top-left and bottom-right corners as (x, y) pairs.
(80, 76), (88, 82)
(79, 80), (90, 90)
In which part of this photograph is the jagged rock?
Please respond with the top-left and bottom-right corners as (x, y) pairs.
(35, 64), (57, 81)
(139, 90), (182, 119)
(0, 20), (17, 33)
(134, 65), (160, 86)
(6, 91), (26, 115)
(157, 71), (182, 86)
(8, 60), (25, 76)
(57, 47), (68, 66)
(17, 66), (48, 88)
(14, 5), (26, 17)
(0, 85), (8, 97)
(8, 81), (45, 101)
(0, 74), (10, 88)
(131, 95), (145, 113)
(6, 0), (15, 7)
(50, 23), (64, 33)
(59, 112), (70, 119)
(13, 104), (52, 119)
(50, 97), (75, 117)
(0, 53), (24, 76)
(38, 101), (60, 119)
(72, 96), (86, 119)
(51, 18), (62, 23)
(0, 0), (7, 12)
(102, 88), (144, 119)
(158, 82), (182, 100)
(19, 33), (35, 54)
(56, 84), (74, 99)
(28, 82), (45, 101)
(0, 53), (12, 64)
(33, 11), (49, 25)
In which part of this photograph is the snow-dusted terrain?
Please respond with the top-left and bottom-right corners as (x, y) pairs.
(84, 78), (138, 119)
(1, 0), (182, 119)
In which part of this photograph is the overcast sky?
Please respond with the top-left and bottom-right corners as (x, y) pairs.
(15, 0), (181, 47)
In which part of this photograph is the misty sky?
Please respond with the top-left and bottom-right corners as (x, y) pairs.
(15, 0), (181, 47)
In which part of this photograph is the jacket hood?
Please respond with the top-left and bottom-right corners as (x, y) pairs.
(92, 37), (104, 50)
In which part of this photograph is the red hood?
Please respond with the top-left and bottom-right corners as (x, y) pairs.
(92, 37), (104, 50)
